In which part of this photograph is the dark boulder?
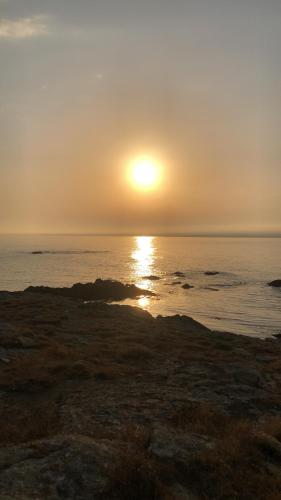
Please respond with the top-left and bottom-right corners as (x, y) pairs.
(142, 275), (161, 281)
(268, 280), (281, 288)
(25, 279), (155, 302)
(181, 283), (194, 290)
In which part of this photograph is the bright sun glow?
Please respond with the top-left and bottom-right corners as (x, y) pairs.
(129, 156), (162, 190)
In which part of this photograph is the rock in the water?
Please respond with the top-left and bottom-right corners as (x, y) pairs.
(25, 279), (155, 302)
(182, 283), (194, 290)
(142, 275), (161, 281)
(172, 271), (185, 277)
(268, 279), (281, 288)
(205, 271), (220, 276)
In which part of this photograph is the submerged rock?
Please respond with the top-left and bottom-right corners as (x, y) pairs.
(268, 279), (281, 288)
(172, 271), (185, 277)
(205, 271), (220, 276)
(182, 283), (194, 290)
(25, 279), (155, 302)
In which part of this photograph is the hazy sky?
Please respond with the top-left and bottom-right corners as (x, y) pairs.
(0, 0), (280, 234)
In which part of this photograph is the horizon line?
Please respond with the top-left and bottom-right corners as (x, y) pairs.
(1, 232), (281, 238)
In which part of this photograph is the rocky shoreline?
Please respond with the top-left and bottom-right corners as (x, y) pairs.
(0, 284), (280, 499)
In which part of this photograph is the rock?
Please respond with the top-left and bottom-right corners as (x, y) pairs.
(273, 333), (281, 340)
(32, 251), (44, 255)
(172, 272), (185, 277)
(182, 283), (194, 290)
(1, 288), (281, 498)
(268, 280), (281, 288)
(0, 436), (117, 500)
(226, 363), (266, 388)
(171, 281), (182, 285)
(142, 275), (161, 281)
(205, 271), (220, 276)
(18, 335), (39, 348)
(255, 432), (281, 462)
(25, 279), (155, 302)
(0, 348), (10, 363)
(157, 314), (210, 332)
(149, 426), (213, 461)
(204, 287), (219, 291)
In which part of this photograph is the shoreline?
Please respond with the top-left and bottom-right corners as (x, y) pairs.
(0, 288), (280, 498)
(1, 274), (280, 338)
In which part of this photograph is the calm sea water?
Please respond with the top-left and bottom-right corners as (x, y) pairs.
(0, 235), (280, 338)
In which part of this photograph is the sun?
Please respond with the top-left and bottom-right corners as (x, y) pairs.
(129, 156), (162, 191)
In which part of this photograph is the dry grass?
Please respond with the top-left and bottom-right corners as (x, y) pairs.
(261, 417), (281, 441)
(0, 402), (61, 446)
(109, 406), (281, 500)
(0, 342), (126, 391)
(105, 425), (170, 500)
(103, 409), (281, 499)
(169, 410), (281, 500)
(185, 426), (281, 499)
(168, 401), (231, 437)
(1, 294), (281, 498)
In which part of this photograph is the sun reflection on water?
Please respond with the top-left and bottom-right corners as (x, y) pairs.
(137, 296), (150, 308)
(131, 236), (156, 308)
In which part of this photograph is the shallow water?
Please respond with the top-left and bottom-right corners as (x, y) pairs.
(0, 234), (280, 337)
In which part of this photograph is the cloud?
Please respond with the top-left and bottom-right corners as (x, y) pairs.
(0, 15), (48, 39)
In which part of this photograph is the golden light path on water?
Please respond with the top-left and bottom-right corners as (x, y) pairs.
(131, 236), (156, 308)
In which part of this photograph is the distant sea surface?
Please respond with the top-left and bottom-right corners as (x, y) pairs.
(0, 234), (280, 338)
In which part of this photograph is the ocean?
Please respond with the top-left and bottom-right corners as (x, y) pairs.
(0, 234), (280, 338)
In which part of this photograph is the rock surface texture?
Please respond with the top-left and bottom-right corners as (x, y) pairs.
(0, 289), (280, 499)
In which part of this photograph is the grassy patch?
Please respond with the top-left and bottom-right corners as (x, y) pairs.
(0, 402), (61, 446)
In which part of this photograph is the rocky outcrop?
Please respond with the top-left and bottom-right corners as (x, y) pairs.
(268, 279), (281, 288)
(25, 279), (155, 301)
(0, 436), (117, 499)
(0, 290), (281, 499)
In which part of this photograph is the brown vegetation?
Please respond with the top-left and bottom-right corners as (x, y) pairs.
(0, 290), (280, 498)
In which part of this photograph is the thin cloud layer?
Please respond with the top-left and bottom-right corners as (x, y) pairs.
(0, 15), (48, 39)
